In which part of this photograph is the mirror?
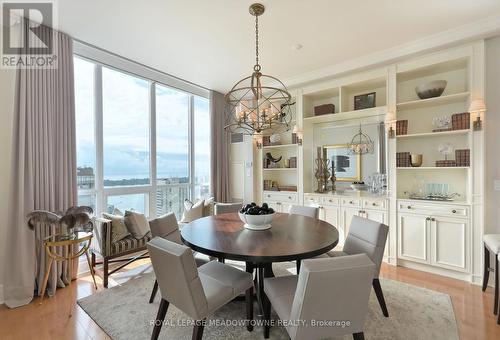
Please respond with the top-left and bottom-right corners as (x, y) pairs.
(315, 121), (386, 184)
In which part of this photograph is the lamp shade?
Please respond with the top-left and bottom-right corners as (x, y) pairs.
(469, 99), (486, 112)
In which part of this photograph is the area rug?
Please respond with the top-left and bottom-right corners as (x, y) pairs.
(78, 262), (459, 340)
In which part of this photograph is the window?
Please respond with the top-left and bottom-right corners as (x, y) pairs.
(74, 55), (211, 219)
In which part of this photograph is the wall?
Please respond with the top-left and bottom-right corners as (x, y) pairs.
(485, 36), (500, 234)
(0, 68), (16, 303)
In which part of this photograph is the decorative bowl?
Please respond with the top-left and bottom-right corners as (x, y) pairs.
(415, 80), (447, 99)
(350, 184), (368, 191)
(238, 212), (275, 231)
(410, 154), (423, 167)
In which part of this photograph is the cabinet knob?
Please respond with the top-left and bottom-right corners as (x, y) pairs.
(329, 199), (333, 202)
(349, 201), (354, 204)
(407, 205), (412, 209)
(452, 209), (457, 214)
(267, 195), (271, 198)
(288, 196), (292, 199)
(372, 203), (377, 206)
(426, 217), (431, 221)
(431, 217), (435, 221)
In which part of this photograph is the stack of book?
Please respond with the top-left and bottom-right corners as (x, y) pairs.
(451, 112), (470, 130)
(455, 149), (470, 166)
(292, 133), (299, 144)
(289, 157), (297, 168)
(435, 160), (457, 167)
(396, 152), (411, 167)
(278, 185), (297, 192)
(396, 120), (408, 135)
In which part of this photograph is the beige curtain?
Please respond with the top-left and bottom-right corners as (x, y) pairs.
(4, 23), (77, 308)
(210, 91), (230, 202)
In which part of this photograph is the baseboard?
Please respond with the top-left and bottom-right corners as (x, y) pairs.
(0, 284), (4, 304)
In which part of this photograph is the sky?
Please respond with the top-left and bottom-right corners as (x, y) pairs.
(74, 57), (210, 181)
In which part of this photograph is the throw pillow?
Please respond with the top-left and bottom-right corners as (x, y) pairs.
(203, 197), (215, 217)
(102, 213), (130, 243)
(124, 211), (150, 239)
(181, 199), (204, 223)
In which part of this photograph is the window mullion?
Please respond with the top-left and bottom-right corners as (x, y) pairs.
(94, 64), (104, 216)
(189, 95), (195, 199)
(150, 81), (157, 217)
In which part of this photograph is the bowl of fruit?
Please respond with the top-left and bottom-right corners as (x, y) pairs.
(238, 202), (275, 231)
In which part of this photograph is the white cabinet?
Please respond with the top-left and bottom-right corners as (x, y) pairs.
(430, 216), (469, 272)
(263, 192), (298, 213)
(397, 201), (470, 274)
(341, 207), (361, 240)
(398, 213), (429, 263)
(322, 205), (342, 241)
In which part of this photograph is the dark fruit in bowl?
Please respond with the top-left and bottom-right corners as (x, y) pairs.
(239, 202), (274, 215)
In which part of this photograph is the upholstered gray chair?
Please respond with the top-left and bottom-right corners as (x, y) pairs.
(214, 202), (242, 215)
(148, 213), (209, 303)
(263, 254), (375, 340)
(147, 237), (254, 340)
(325, 215), (389, 317)
(289, 205), (319, 219)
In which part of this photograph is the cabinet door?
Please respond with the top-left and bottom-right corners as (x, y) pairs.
(322, 206), (342, 245)
(268, 202), (281, 213)
(398, 213), (429, 264)
(364, 209), (388, 257)
(342, 207), (361, 241)
(430, 217), (469, 272)
(281, 203), (292, 214)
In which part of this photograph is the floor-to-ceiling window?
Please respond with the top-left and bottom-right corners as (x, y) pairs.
(74, 56), (210, 219)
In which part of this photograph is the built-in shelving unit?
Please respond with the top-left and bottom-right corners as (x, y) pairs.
(396, 129), (471, 139)
(262, 143), (298, 149)
(396, 166), (470, 170)
(396, 91), (470, 110)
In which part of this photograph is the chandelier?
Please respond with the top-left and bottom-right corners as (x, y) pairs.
(348, 124), (374, 155)
(225, 3), (293, 136)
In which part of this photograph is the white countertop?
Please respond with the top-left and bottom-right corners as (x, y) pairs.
(304, 190), (389, 199)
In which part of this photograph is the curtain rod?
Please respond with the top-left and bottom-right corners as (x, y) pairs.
(73, 38), (211, 93)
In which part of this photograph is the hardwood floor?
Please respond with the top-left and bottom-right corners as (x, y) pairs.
(0, 260), (499, 340)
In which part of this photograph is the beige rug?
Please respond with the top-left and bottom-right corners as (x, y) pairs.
(78, 262), (459, 340)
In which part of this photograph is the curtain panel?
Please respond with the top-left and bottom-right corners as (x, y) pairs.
(3, 23), (77, 308)
(209, 91), (230, 203)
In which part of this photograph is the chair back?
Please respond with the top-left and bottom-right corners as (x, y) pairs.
(343, 215), (388, 277)
(149, 213), (182, 244)
(214, 202), (242, 215)
(147, 237), (208, 320)
(290, 254), (375, 339)
(289, 205), (319, 219)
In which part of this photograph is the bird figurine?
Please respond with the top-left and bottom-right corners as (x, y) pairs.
(265, 152), (282, 163)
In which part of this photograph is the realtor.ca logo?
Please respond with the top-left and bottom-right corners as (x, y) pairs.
(1, 1), (57, 69)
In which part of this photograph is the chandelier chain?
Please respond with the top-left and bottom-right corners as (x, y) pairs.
(254, 14), (260, 71)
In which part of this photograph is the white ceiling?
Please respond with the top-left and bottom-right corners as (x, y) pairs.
(58, 0), (500, 93)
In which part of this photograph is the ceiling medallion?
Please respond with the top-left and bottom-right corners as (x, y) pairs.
(225, 3), (293, 136)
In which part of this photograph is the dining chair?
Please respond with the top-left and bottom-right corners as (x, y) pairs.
(214, 202), (242, 215)
(288, 205), (319, 219)
(263, 254), (375, 340)
(147, 237), (254, 340)
(148, 213), (209, 303)
(483, 234), (500, 317)
(324, 215), (389, 317)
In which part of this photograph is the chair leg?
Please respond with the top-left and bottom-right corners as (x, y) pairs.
(103, 258), (109, 288)
(151, 299), (169, 340)
(91, 251), (96, 268)
(495, 257), (499, 315)
(149, 279), (159, 304)
(192, 319), (205, 340)
(373, 279), (389, 317)
(263, 289), (271, 339)
(296, 260), (301, 274)
(218, 258), (225, 263)
(483, 245), (490, 291)
(353, 332), (365, 340)
(245, 287), (254, 332)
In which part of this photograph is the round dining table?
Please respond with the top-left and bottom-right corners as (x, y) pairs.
(180, 212), (339, 337)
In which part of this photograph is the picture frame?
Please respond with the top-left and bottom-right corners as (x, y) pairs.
(323, 144), (361, 182)
(354, 92), (376, 110)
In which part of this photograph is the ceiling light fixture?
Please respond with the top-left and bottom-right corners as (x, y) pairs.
(348, 124), (374, 155)
(224, 3), (293, 136)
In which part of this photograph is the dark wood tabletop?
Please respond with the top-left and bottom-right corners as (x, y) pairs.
(180, 212), (339, 263)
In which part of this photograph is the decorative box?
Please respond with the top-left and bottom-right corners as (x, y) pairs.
(314, 104), (335, 116)
(455, 149), (470, 166)
(451, 112), (470, 130)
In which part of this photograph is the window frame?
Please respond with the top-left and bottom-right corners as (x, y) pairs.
(74, 52), (210, 218)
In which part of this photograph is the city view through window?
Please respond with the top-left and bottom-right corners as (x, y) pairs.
(75, 57), (210, 219)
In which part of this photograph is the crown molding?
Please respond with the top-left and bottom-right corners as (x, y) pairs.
(284, 14), (500, 89)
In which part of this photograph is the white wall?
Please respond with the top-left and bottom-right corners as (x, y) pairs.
(0, 68), (16, 303)
(485, 36), (500, 234)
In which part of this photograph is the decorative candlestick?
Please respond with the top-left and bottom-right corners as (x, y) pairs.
(330, 161), (336, 192)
